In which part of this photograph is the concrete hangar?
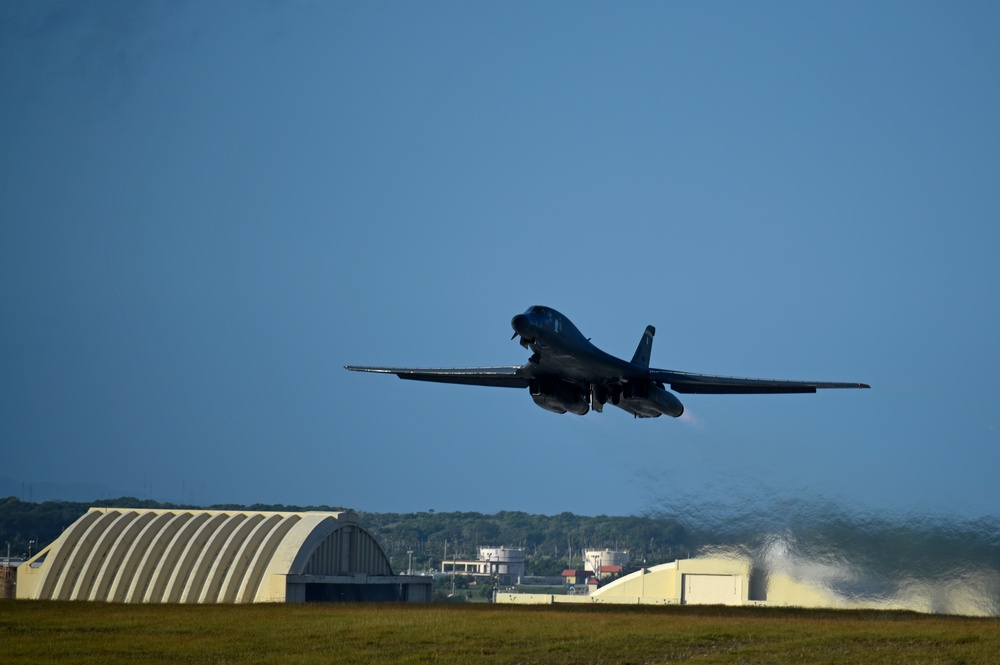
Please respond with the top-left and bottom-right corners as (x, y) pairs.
(497, 556), (848, 609)
(17, 507), (430, 603)
(496, 555), (996, 616)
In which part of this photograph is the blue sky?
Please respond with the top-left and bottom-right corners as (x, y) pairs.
(2, 1), (998, 519)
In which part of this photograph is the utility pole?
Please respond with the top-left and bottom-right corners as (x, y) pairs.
(486, 552), (498, 603)
(589, 552), (602, 583)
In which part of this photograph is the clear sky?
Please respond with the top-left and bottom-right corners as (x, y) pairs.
(2, 1), (998, 520)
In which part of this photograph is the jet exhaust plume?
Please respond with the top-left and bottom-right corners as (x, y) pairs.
(678, 408), (704, 428)
(650, 494), (1000, 616)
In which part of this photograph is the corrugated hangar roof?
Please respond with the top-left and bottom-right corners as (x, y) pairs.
(17, 507), (430, 603)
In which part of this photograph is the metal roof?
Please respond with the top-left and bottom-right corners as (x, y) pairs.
(17, 507), (398, 603)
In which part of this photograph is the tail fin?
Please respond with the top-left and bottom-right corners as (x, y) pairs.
(630, 325), (655, 368)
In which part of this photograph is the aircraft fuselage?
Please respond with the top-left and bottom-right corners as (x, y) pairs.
(511, 306), (680, 417)
(511, 307), (645, 383)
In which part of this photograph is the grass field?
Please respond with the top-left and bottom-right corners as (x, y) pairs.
(2, 600), (998, 664)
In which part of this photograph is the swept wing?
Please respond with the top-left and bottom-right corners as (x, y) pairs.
(344, 365), (529, 388)
(650, 368), (870, 395)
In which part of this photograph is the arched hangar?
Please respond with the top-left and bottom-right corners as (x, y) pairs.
(17, 507), (430, 603)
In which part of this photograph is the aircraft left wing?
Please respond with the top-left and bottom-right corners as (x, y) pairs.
(649, 368), (870, 395)
(344, 365), (530, 388)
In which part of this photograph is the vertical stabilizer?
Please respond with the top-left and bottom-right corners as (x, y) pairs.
(631, 325), (655, 368)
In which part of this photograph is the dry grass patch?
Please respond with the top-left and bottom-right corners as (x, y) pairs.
(2, 600), (997, 664)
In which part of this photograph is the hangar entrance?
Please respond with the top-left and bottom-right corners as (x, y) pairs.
(681, 574), (741, 605)
(305, 584), (397, 602)
(302, 582), (409, 602)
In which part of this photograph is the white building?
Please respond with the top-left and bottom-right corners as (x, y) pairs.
(441, 546), (526, 584)
(584, 549), (630, 578)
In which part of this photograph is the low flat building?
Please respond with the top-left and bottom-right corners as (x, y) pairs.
(560, 569), (593, 586)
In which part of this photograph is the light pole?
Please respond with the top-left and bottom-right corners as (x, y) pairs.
(407, 550), (413, 575)
(486, 552), (498, 603)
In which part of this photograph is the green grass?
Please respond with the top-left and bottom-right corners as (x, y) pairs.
(2, 600), (998, 664)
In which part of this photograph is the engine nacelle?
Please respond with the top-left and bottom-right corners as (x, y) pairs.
(529, 378), (590, 416)
(614, 381), (684, 418)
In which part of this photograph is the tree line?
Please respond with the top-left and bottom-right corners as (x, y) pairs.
(0, 497), (696, 575)
(7, 496), (996, 592)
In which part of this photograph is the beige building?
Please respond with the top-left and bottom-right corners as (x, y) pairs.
(498, 554), (853, 607)
(498, 552), (999, 616)
(498, 556), (758, 606)
(17, 507), (430, 603)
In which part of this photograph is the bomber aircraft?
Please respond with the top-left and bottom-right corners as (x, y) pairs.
(345, 306), (869, 418)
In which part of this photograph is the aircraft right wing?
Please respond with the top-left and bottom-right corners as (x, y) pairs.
(649, 368), (870, 395)
(344, 365), (530, 388)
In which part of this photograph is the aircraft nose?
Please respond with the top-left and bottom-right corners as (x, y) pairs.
(511, 313), (528, 334)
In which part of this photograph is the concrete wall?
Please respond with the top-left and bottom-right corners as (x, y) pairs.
(1, 565), (15, 599)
